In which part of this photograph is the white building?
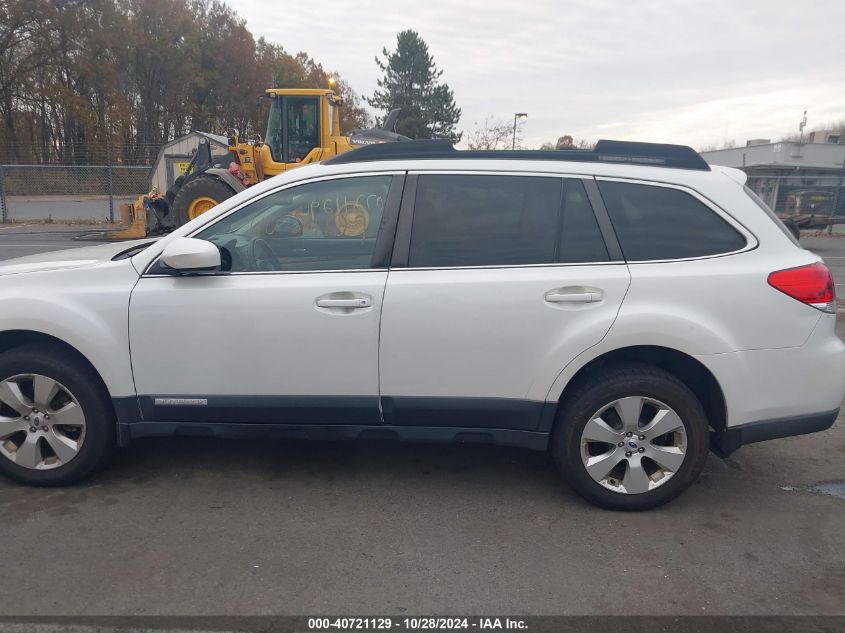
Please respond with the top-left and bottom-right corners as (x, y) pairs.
(701, 141), (845, 215)
(149, 132), (229, 193)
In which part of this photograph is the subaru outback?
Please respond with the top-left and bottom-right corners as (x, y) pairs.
(0, 139), (841, 510)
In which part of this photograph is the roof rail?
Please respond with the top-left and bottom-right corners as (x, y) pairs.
(324, 138), (710, 171)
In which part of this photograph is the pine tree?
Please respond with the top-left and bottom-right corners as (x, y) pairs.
(368, 30), (461, 142)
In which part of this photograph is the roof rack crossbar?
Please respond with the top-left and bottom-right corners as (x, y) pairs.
(324, 138), (710, 171)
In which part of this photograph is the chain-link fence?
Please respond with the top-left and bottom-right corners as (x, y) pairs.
(2, 156), (842, 226)
(0, 164), (152, 223)
(746, 174), (845, 217)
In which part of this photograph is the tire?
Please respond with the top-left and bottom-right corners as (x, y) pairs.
(0, 344), (115, 486)
(172, 175), (235, 227)
(551, 362), (709, 511)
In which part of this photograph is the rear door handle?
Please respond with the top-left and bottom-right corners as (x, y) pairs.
(316, 296), (372, 308)
(544, 290), (603, 303)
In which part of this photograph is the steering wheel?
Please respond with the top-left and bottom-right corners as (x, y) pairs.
(248, 237), (279, 271)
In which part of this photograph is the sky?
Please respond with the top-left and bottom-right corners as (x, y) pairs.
(228, 0), (845, 149)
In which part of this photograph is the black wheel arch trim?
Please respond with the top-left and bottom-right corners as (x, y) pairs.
(711, 408), (838, 457)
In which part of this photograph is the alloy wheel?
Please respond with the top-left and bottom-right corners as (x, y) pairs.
(0, 374), (87, 470)
(580, 396), (687, 494)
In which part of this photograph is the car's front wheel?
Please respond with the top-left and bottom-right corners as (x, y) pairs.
(0, 344), (115, 486)
(551, 363), (709, 511)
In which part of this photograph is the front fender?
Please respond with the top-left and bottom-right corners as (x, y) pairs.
(205, 168), (247, 194)
(0, 262), (138, 397)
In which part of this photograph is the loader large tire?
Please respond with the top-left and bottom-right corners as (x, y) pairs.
(172, 176), (236, 227)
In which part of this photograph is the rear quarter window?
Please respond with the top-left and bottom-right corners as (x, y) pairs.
(744, 185), (800, 246)
(598, 181), (747, 261)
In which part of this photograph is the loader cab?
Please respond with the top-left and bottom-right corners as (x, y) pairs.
(262, 89), (343, 177)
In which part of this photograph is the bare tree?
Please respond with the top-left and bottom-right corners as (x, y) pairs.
(539, 135), (592, 150)
(466, 116), (519, 150)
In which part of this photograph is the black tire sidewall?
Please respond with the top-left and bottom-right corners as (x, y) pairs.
(552, 365), (709, 511)
(0, 346), (115, 486)
(172, 176), (235, 226)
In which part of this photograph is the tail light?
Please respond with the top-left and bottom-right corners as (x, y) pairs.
(767, 262), (836, 313)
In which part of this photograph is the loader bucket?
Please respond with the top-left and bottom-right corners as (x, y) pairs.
(104, 197), (148, 239)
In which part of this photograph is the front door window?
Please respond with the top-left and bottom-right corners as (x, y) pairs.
(195, 175), (393, 272)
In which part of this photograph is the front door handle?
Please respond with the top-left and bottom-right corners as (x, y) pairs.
(544, 289), (603, 303)
(316, 297), (372, 308)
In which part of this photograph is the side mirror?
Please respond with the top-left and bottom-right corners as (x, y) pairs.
(160, 237), (221, 273)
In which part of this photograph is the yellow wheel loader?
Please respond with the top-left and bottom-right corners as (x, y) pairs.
(110, 89), (405, 239)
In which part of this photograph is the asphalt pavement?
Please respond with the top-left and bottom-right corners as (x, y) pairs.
(0, 224), (842, 616)
(0, 223), (118, 260)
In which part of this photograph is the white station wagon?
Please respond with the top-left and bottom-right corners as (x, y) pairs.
(0, 139), (842, 510)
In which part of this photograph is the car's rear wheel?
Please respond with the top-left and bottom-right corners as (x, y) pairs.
(0, 344), (115, 486)
(551, 363), (709, 511)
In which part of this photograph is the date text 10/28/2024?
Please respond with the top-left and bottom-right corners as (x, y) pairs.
(307, 617), (528, 631)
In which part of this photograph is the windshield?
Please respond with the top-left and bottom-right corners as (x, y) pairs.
(265, 97), (283, 162)
(264, 96), (321, 163)
(286, 97), (320, 163)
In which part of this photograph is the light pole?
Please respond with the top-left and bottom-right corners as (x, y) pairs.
(512, 113), (527, 150)
(830, 152), (845, 234)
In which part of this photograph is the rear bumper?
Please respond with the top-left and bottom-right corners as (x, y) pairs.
(695, 313), (845, 428)
(712, 408), (838, 457)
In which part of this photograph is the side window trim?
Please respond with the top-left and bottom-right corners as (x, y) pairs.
(392, 171), (621, 271)
(369, 173), (406, 269)
(580, 177), (624, 262)
(594, 176), (758, 263)
(552, 178), (568, 263)
(390, 173), (417, 268)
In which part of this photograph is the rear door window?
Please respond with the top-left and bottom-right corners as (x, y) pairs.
(598, 181), (747, 261)
(408, 174), (562, 267)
